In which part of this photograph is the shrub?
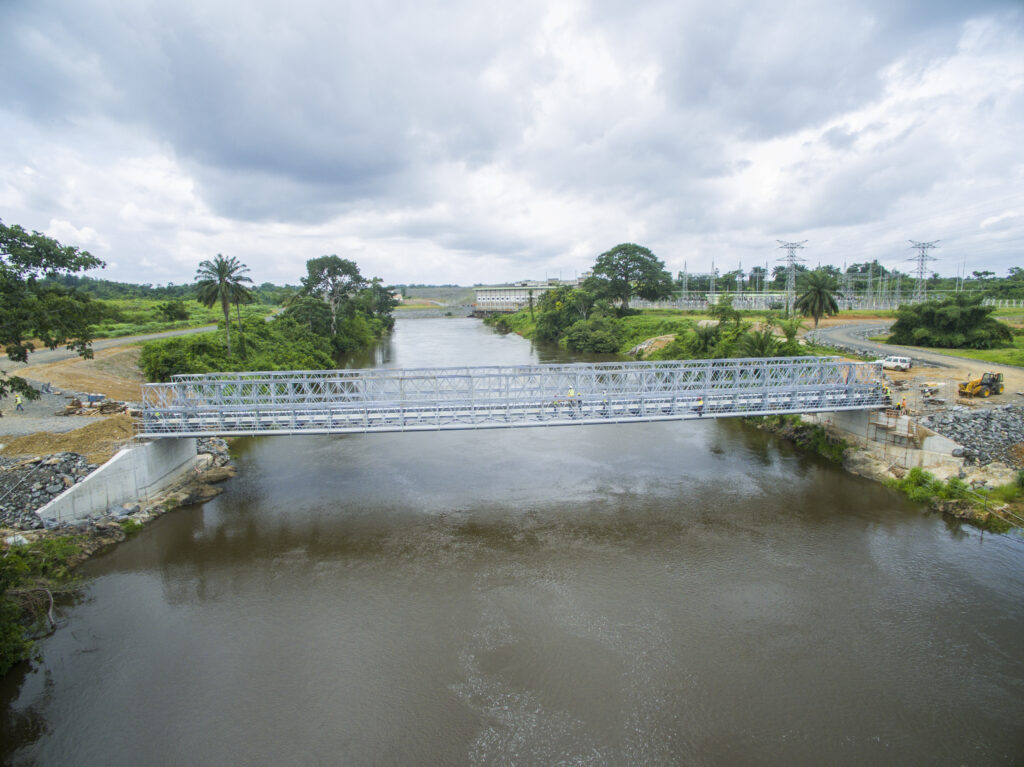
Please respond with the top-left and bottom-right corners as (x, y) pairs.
(888, 294), (1013, 349)
(564, 318), (623, 353)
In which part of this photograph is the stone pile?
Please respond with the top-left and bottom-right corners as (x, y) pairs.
(919, 405), (1024, 467)
(198, 437), (231, 467)
(0, 453), (98, 529)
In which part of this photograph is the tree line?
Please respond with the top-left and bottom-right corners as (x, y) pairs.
(0, 219), (398, 394)
(489, 243), (846, 355)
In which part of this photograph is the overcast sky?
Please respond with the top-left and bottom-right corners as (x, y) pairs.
(1, 0), (1022, 287)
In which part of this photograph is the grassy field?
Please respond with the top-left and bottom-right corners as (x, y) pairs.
(92, 298), (276, 338)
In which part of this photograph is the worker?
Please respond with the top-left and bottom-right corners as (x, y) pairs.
(901, 397), (907, 413)
(15, 393), (24, 411)
(696, 396), (704, 417)
(568, 386), (580, 409)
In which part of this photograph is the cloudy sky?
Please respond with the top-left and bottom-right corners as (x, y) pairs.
(1, 0), (1022, 287)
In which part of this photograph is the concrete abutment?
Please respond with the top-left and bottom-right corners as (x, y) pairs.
(36, 438), (199, 524)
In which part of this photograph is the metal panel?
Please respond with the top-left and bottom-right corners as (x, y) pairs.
(138, 357), (889, 437)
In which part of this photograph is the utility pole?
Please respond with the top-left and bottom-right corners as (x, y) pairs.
(776, 240), (807, 316)
(908, 240), (940, 302)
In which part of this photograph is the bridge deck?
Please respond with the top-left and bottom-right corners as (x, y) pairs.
(139, 357), (889, 437)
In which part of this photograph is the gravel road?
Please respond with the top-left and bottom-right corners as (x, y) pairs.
(0, 389), (103, 438)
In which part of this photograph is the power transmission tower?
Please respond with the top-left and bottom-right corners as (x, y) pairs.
(908, 240), (940, 302)
(776, 240), (807, 316)
(709, 259), (717, 297)
(680, 261), (689, 294)
(736, 261), (744, 297)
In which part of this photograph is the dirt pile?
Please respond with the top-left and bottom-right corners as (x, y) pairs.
(0, 414), (136, 465)
(17, 346), (145, 402)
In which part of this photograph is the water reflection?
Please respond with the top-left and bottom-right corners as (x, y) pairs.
(3, 318), (1024, 766)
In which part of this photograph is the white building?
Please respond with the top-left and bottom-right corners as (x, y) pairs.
(474, 276), (589, 313)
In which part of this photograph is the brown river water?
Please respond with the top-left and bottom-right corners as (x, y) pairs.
(2, 318), (1023, 765)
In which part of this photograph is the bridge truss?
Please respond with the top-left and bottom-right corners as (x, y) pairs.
(138, 357), (889, 438)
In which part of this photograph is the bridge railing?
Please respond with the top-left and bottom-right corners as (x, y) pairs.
(139, 357), (888, 436)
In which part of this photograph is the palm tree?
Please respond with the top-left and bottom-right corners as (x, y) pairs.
(738, 327), (779, 357)
(195, 254), (253, 357)
(691, 324), (720, 356)
(794, 269), (840, 328)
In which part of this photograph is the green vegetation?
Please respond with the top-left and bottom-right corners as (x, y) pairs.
(45, 273), (296, 305)
(885, 467), (1023, 532)
(888, 294), (1013, 349)
(118, 519), (144, 535)
(90, 297), (275, 338)
(1, 219), (106, 402)
(1, 536), (84, 675)
(748, 415), (849, 463)
(140, 255), (395, 381)
(485, 245), (822, 360)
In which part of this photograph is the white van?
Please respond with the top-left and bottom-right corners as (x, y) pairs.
(880, 356), (912, 371)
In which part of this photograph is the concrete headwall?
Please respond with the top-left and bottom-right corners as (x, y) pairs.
(37, 438), (198, 524)
(805, 409), (961, 470)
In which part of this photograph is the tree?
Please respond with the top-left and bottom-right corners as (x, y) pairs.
(300, 256), (366, 335)
(586, 243), (673, 313)
(195, 254), (253, 358)
(0, 220), (105, 400)
(739, 327), (779, 357)
(691, 324), (720, 356)
(156, 300), (189, 321)
(794, 269), (839, 328)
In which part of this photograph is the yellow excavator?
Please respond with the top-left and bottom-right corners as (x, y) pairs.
(958, 372), (1005, 398)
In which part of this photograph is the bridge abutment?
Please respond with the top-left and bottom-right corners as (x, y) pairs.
(36, 438), (199, 524)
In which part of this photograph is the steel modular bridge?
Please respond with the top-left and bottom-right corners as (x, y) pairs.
(138, 356), (889, 438)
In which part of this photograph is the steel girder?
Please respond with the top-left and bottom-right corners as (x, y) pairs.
(138, 356), (888, 437)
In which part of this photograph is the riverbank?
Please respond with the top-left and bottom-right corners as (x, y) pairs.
(749, 412), (1024, 532)
(1, 436), (238, 676)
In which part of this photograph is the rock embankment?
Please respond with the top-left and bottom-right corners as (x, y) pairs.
(919, 405), (1024, 467)
(0, 453), (98, 529)
(0, 437), (235, 532)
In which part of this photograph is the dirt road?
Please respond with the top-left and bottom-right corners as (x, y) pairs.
(810, 322), (1024, 407)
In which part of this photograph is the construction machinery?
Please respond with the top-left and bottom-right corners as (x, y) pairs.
(958, 372), (1005, 398)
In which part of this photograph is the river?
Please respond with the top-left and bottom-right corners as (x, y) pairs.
(3, 318), (1023, 765)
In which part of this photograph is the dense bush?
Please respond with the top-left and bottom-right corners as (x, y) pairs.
(1, 536), (83, 675)
(140, 316), (336, 381)
(888, 294), (1013, 349)
(156, 300), (189, 321)
(564, 317), (622, 352)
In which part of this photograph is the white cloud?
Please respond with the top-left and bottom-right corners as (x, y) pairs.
(0, 0), (1021, 285)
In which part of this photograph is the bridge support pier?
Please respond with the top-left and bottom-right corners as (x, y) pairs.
(37, 438), (199, 525)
